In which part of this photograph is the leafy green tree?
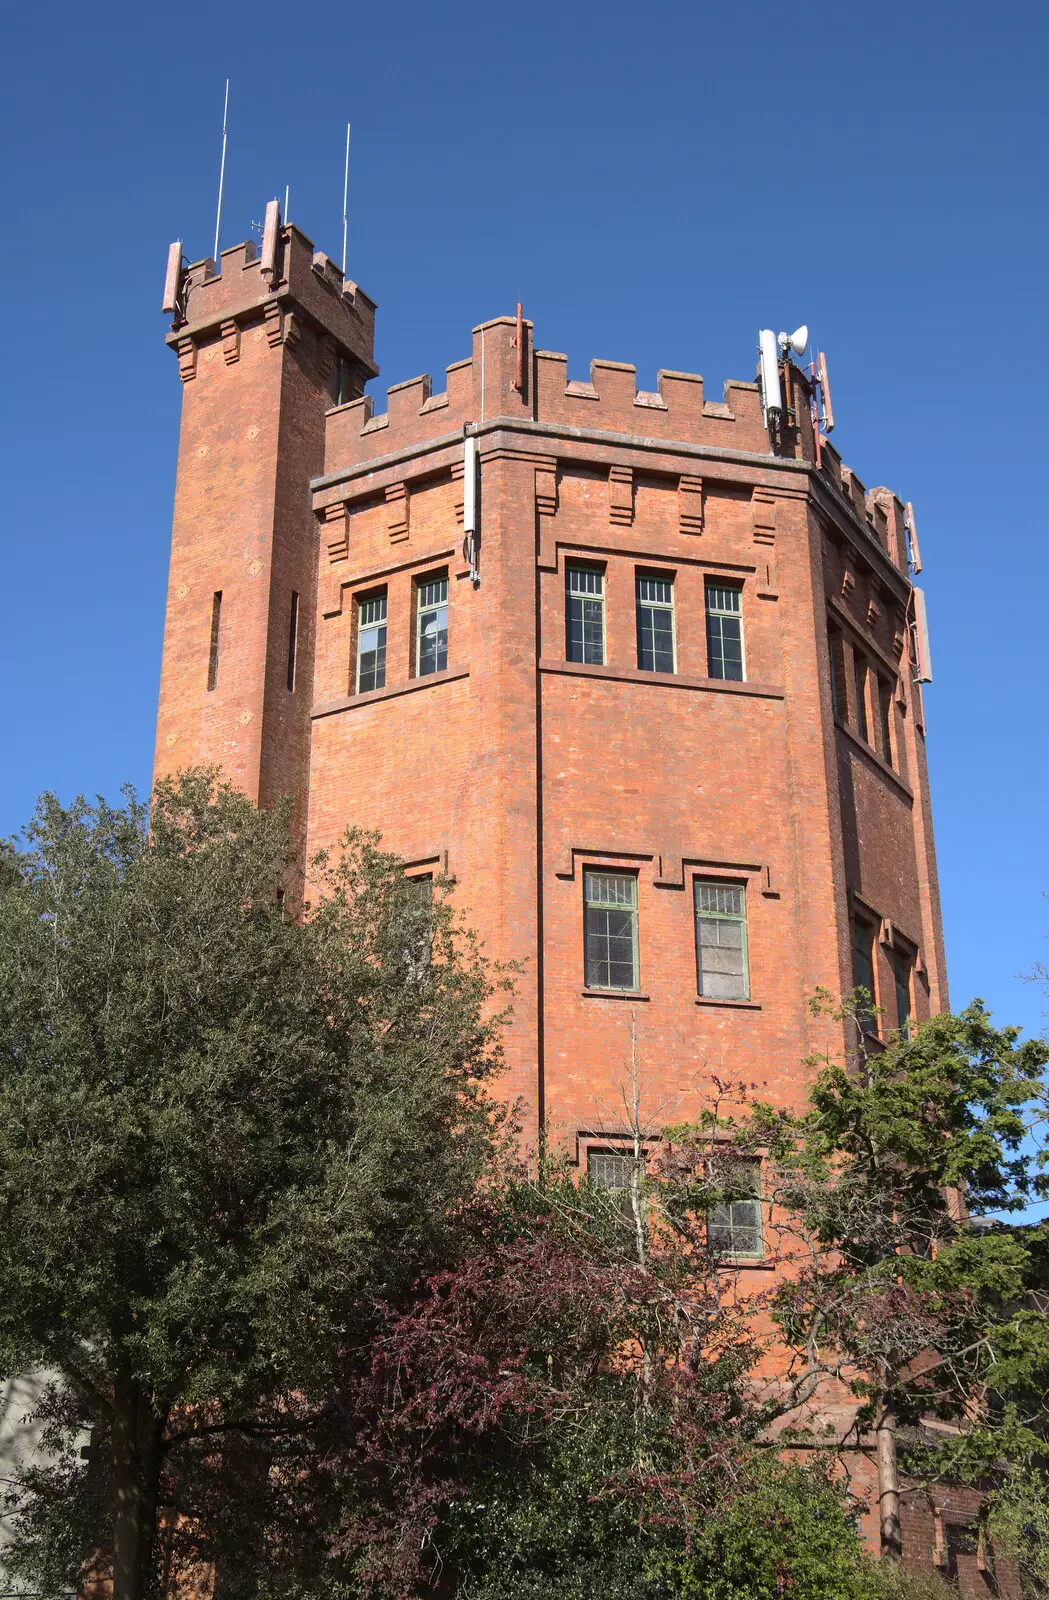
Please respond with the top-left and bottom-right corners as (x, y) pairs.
(744, 995), (1049, 1563)
(0, 773), (507, 1600)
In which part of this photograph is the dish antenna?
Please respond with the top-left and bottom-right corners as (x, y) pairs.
(778, 325), (808, 358)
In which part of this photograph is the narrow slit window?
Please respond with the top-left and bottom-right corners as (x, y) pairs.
(892, 948), (912, 1039)
(694, 880), (750, 1000)
(707, 1159), (763, 1259)
(705, 583), (744, 680)
(417, 577), (449, 677)
(404, 873), (434, 981)
(828, 624), (845, 718)
(286, 591), (299, 692)
(636, 575), (675, 673)
(583, 870), (638, 991)
(853, 653), (870, 742)
(878, 675), (894, 766)
(207, 591), (222, 692)
(566, 567), (605, 665)
(852, 917), (878, 1035)
(356, 593), (387, 693)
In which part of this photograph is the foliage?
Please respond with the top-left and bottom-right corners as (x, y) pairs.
(717, 994), (1049, 1559)
(0, 772), (508, 1598)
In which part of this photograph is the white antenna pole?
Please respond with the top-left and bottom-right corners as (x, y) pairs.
(341, 122), (351, 277)
(213, 79), (230, 265)
(284, 184), (290, 223)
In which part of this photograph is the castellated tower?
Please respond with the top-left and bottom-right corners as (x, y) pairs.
(156, 206), (946, 1151)
(154, 216), (377, 849)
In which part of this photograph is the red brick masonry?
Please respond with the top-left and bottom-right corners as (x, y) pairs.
(155, 211), (965, 1574)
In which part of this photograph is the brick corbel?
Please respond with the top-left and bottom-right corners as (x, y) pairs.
(536, 461), (559, 571)
(535, 463), (558, 518)
(450, 458), (466, 528)
(678, 474), (704, 534)
(751, 490), (777, 546)
(315, 335), (336, 383)
(385, 483), (409, 544)
(322, 502), (349, 564)
(176, 337), (197, 383)
(608, 464), (634, 526)
(221, 319), (240, 365)
(263, 301), (283, 347)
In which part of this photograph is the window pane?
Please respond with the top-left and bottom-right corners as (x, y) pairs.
(695, 881), (749, 999)
(708, 1162), (762, 1257)
(706, 612), (744, 681)
(568, 567), (603, 596)
(357, 592), (388, 693)
(418, 598), (448, 676)
(852, 920), (877, 1034)
(893, 950), (912, 1039)
(696, 883), (743, 917)
(357, 624), (387, 692)
(637, 601), (674, 674)
(828, 626), (844, 718)
(585, 872), (636, 907)
(567, 570), (605, 664)
(584, 872), (638, 990)
(637, 576), (672, 605)
(588, 1150), (634, 1191)
(419, 578), (448, 609)
(706, 585), (741, 615)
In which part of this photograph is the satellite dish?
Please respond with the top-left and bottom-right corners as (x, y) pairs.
(778, 325), (809, 357)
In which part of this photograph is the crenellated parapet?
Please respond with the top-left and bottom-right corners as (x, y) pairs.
(166, 222), (377, 392)
(323, 313), (807, 474)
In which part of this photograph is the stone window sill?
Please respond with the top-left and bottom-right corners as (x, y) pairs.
(695, 996), (761, 1010)
(581, 989), (651, 1002)
(312, 666), (469, 720)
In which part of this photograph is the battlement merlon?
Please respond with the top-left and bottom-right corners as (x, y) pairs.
(318, 313), (912, 582)
(164, 223), (378, 381)
(322, 313), (824, 475)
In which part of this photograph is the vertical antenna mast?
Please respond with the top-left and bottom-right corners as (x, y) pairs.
(284, 184), (290, 224)
(341, 122), (351, 277)
(213, 79), (230, 265)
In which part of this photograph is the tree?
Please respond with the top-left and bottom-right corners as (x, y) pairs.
(744, 995), (1049, 1563)
(0, 772), (507, 1600)
(297, 1053), (887, 1599)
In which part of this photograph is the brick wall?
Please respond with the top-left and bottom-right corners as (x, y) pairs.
(155, 219), (952, 1567)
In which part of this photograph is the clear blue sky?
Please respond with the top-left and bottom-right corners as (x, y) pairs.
(4, 2), (1047, 1081)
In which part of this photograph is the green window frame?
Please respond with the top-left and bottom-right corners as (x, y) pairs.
(705, 582), (744, 681)
(708, 1159), (763, 1259)
(567, 566), (605, 665)
(417, 577), (448, 677)
(356, 592), (388, 693)
(584, 870), (639, 991)
(694, 880), (750, 1000)
(636, 574), (675, 673)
